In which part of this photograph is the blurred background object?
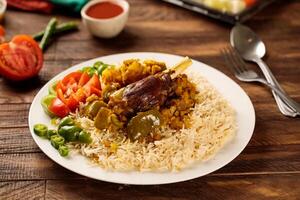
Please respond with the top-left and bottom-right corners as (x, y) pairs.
(162, 0), (277, 23)
(6, 0), (88, 14)
(0, 0), (7, 22)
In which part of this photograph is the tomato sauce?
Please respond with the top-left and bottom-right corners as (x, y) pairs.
(86, 2), (123, 19)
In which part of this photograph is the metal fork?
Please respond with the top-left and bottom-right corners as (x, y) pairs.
(221, 46), (300, 116)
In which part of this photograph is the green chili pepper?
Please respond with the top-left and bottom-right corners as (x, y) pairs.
(50, 135), (65, 149)
(41, 95), (56, 117)
(33, 21), (78, 41)
(93, 61), (104, 68)
(39, 18), (58, 51)
(48, 81), (58, 95)
(93, 61), (111, 76)
(50, 117), (60, 126)
(81, 66), (91, 72)
(81, 66), (97, 76)
(81, 62), (111, 77)
(78, 131), (92, 144)
(33, 124), (48, 137)
(58, 125), (82, 142)
(88, 68), (97, 76)
(58, 145), (69, 157)
(47, 129), (57, 139)
(97, 64), (109, 76)
(58, 117), (74, 128)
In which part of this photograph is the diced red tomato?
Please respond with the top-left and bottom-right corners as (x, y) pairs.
(57, 88), (79, 111)
(78, 72), (90, 86)
(56, 81), (67, 93)
(62, 71), (82, 85)
(48, 97), (70, 118)
(55, 71), (102, 112)
(84, 86), (101, 97)
(67, 94), (80, 110)
(74, 88), (86, 102)
(84, 74), (101, 92)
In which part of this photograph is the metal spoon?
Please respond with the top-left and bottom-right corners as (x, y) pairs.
(230, 24), (300, 117)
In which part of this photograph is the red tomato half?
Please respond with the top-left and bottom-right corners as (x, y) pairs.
(0, 35), (43, 81)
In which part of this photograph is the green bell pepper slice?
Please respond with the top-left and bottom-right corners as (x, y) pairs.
(58, 117), (75, 128)
(78, 131), (92, 144)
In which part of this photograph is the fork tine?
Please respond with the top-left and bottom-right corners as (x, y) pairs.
(223, 47), (243, 74)
(221, 48), (238, 75)
(229, 46), (248, 73)
(226, 47), (243, 74)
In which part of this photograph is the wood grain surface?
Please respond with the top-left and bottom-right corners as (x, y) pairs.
(0, 0), (300, 199)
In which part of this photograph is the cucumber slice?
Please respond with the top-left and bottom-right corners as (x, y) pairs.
(41, 95), (56, 117)
(48, 81), (58, 95)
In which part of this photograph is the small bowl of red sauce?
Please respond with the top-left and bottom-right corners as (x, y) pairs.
(81, 0), (129, 38)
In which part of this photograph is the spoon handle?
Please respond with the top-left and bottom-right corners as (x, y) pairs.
(254, 58), (300, 116)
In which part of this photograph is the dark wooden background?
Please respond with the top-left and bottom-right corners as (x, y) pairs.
(0, 0), (300, 199)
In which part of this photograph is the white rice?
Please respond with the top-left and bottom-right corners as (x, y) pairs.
(72, 72), (237, 172)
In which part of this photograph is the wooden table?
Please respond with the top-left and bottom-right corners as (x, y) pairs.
(1, 0), (299, 199)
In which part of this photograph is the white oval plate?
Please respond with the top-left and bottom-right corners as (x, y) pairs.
(29, 52), (255, 185)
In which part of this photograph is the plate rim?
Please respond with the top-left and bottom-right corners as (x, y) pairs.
(28, 52), (256, 185)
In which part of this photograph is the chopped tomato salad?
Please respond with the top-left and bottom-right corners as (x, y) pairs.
(56, 72), (101, 111)
(41, 61), (110, 118)
(42, 67), (104, 118)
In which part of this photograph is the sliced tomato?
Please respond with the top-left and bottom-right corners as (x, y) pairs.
(0, 35), (43, 81)
(55, 72), (102, 112)
(85, 86), (101, 97)
(74, 88), (86, 102)
(82, 75), (101, 97)
(48, 97), (70, 118)
(67, 94), (80, 110)
(84, 74), (101, 90)
(62, 71), (82, 85)
(56, 81), (67, 93)
(78, 72), (90, 86)
(57, 88), (79, 111)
